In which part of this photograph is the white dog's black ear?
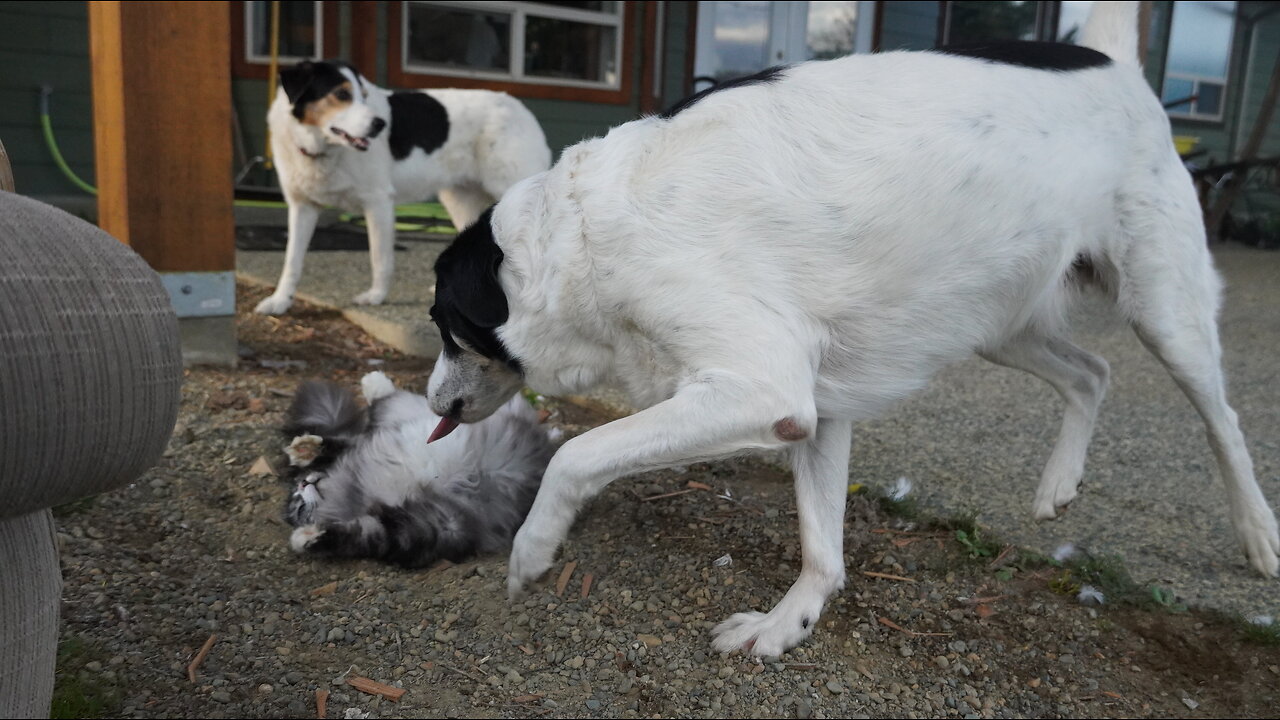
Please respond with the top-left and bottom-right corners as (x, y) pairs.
(280, 62), (315, 105)
(435, 207), (508, 329)
(430, 206), (522, 370)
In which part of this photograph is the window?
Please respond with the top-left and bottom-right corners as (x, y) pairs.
(1162, 1), (1235, 121)
(246, 1), (323, 63)
(940, 1), (1052, 45)
(401, 1), (624, 89)
(231, 1), (338, 79)
(1056, 1), (1093, 44)
(807, 2), (861, 61)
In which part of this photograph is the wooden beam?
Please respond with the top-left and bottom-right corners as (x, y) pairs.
(89, 1), (234, 274)
(0, 139), (14, 193)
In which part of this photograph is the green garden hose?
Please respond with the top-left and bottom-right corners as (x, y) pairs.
(41, 84), (288, 208)
(40, 85), (97, 195)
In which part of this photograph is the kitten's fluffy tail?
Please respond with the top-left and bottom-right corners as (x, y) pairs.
(284, 381), (366, 441)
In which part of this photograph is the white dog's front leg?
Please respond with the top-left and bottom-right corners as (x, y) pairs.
(353, 198), (395, 306)
(710, 418), (852, 656)
(255, 201), (320, 315)
(508, 371), (815, 598)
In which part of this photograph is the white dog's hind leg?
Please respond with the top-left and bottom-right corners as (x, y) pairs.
(437, 186), (495, 232)
(353, 198), (395, 306)
(710, 418), (852, 657)
(507, 370), (816, 599)
(980, 334), (1109, 519)
(1121, 225), (1279, 576)
(255, 202), (321, 315)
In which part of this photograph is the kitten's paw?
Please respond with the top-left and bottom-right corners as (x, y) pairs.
(290, 525), (324, 553)
(361, 371), (396, 402)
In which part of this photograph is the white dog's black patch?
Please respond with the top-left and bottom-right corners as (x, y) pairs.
(660, 65), (788, 119)
(388, 92), (450, 160)
(430, 207), (521, 371)
(938, 41), (1112, 71)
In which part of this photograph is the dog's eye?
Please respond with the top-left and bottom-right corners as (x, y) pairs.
(334, 88), (352, 102)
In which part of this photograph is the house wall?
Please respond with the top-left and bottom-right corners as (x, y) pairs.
(226, 0), (665, 192)
(0, 1), (95, 198)
(3, 1), (695, 198)
(8, 1), (1273, 200)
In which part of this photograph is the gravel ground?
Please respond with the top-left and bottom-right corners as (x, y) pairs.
(854, 243), (1280, 618)
(53, 283), (1280, 719)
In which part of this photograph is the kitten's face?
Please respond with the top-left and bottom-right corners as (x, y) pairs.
(284, 471), (325, 526)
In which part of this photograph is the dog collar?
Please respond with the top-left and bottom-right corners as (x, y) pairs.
(298, 145), (326, 159)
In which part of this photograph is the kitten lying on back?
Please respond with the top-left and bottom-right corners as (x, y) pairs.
(280, 371), (557, 568)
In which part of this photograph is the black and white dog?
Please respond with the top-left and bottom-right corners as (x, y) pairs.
(254, 60), (551, 315)
(282, 372), (557, 568)
(422, 3), (1279, 657)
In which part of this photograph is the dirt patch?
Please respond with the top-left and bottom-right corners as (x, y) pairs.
(51, 283), (1280, 719)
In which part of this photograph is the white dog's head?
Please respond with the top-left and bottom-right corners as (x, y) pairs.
(426, 207), (526, 440)
(279, 61), (385, 151)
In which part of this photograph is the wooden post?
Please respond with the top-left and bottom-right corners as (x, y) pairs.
(89, 1), (236, 364)
(88, 1), (235, 274)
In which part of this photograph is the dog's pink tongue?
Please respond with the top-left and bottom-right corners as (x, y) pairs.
(428, 416), (460, 443)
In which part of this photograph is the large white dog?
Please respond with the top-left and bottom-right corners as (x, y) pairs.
(255, 60), (551, 315)
(425, 3), (1279, 656)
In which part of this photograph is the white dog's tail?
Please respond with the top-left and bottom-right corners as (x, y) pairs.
(1080, 1), (1139, 64)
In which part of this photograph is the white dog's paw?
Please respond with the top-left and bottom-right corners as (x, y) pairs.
(360, 371), (396, 402)
(710, 610), (816, 657)
(506, 528), (557, 600)
(290, 525), (324, 554)
(1032, 474), (1081, 520)
(1234, 506), (1280, 577)
(254, 294), (293, 316)
(352, 288), (387, 306)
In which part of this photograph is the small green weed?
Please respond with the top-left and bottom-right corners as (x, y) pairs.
(52, 495), (97, 517)
(51, 636), (120, 720)
(1239, 617), (1280, 646)
(955, 527), (999, 559)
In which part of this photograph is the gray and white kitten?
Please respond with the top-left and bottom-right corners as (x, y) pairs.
(281, 371), (557, 569)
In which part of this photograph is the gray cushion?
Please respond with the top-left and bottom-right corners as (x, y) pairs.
(0, 192), (182, 518)
(0, 510), (60, 719)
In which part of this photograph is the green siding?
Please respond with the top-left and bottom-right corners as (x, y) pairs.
(233, 78), (274, 188)
(0, 1), (94, 197)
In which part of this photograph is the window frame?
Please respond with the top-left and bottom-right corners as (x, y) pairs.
(936, 1), (1057, 46)
(230, 1), (340, 80)
(1162, 2), (1237, 123)
(389, 1), (637, 104)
